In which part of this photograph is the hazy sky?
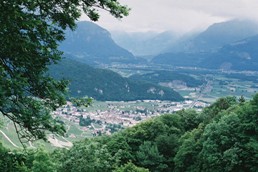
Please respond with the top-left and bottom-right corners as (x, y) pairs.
(80, 0), (258, 34)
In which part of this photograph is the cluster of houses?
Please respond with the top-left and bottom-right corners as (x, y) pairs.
(53, 100), (209, 137)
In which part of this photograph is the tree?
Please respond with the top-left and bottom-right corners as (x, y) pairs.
(174, 126), (205, 172)
(174, 94), (258, 172)
(197, 109), (258, 172)
(155, 134), (180, 170)
(0, 142), (30, 172)
(105, 134), (134, 165)
(114, 162), (149, 172)
(136, 141), (167, 171)
(57, 141), (119, 172)
(0, 0), (129, 144)
(176, 109), (204, 131)
(31, 147), (57, 172)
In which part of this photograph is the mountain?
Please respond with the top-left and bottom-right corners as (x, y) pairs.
(167, 20), (258, 53)
(59, 21), (140, 65)
(49, 58), (184, 101)
(199, 35), (258, 71)
(152, 35), (258, 71)
(111, 31), (178, 57)
(112, 20), (258, 57)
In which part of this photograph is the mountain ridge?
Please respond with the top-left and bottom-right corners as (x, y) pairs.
(166, 19), (258, 53)
(49, 58), (184, 101)
(152, 34), (258, 71)
(59, 21), (140, 65)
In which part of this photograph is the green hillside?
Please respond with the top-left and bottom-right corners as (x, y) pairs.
(1, 94), (258, 171)
(130, 70), (203, 87)
(49, 58), (184, 101)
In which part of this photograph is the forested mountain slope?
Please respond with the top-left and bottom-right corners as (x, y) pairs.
(129, 70), (203, 87)
(1, 94), (258, 171)
(49, 58), (184, 101)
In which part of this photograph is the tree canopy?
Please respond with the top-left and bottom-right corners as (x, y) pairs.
(0, 0), (129, 144)
(0, 95), (257, 171)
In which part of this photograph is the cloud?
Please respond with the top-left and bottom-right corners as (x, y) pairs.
(80, 0), (258, 33)
(172, 0), (258, 19)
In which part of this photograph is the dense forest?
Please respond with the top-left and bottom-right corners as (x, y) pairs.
(1, 94), (257, 171)
(129, 70), (203, 87)
(49, 58), (184, 101)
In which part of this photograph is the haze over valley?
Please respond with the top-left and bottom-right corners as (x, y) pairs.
(38, 19), (258, 148)
(2, 1), (258, 171)
(53, 19), (258, 103)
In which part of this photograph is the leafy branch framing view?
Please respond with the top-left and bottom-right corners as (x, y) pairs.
(0, 0), (129, 145)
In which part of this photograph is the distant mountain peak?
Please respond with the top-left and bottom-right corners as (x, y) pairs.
(165, 19), (258, 53)
(191, 19), (258, 51)
(111, 30), (178, 56)
(60, 21), (139, 65)
(75, 21), (111, 37)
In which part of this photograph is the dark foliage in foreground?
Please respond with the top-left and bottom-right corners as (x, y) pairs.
(1, 94), (258, 171)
